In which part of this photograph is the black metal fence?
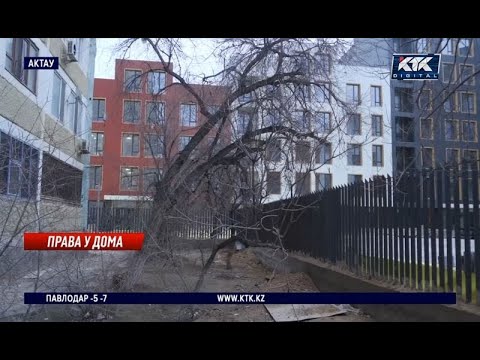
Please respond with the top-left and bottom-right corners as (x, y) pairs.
(86, 206), (231, 240)
(252, 168), (480, 304)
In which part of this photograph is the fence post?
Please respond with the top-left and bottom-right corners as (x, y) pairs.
(401, 170), (411, 286)
(471, 168), (480, 304)
(462, 168), (472, 303)
(423, 170), (431, 290)
(430, 170), (437, 290)
(365, 180), (375, 276)
(437, 168), (446, 290)
(380, 176), (387, 280)
(444, 168), (454, 292)
(341, 185), (346, 265)
(360, 181), (366, 274)
(387, 176), (393, 281)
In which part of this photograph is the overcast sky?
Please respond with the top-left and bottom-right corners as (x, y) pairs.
(95, 38), (354, 84)
(95, 38), (222, 82)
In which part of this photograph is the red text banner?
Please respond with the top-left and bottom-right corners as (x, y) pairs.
(24, 232), (144, 250)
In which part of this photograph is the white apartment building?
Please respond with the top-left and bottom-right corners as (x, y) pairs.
(0, 38), (96, 233)
(231, 62), (392, 203)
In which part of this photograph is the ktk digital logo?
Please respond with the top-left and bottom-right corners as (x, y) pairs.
(23, 57), (59, 70)
(391, 54), (441, 80)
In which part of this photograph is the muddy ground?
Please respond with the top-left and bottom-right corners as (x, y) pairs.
(17, 248), (371, 322)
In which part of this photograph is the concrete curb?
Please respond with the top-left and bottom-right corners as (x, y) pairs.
(253, 248), (480, 322)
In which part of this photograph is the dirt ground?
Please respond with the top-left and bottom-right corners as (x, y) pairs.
(110, 248), (371, 322)
(19, 248), (371, 322)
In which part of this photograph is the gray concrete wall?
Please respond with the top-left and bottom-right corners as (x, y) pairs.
(0, 196), (82, 243)
(0, 77), (43, 138)
(43, 114), (82, 161)
(48, 38), (88, 96)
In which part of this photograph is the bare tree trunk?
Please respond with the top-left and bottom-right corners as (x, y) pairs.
(194, 235), (239, 292)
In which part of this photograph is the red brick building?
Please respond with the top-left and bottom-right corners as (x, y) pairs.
(89, 59), (228, 208)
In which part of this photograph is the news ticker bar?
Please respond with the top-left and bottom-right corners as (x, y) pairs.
(24, 233), (144, 250)
(24, 292), (456, 305)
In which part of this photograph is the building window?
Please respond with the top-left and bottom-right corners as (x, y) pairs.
(347, 114), (361, 135)
(462, 121), (478, 142)
(143, 167), (162, 193)
(316, 173), (332, 191)
(122, 133), (140, 156)
(295, 140), (311, 163)
(315, 112), (331, 134)
(5, 38), (38, 93)
(93, 99), (106, 121)
(266, 171), (281, 195)
(463, 150), (479, 171)
(67, 90), (80, 135)
(459, 64), (475, 86)
(446, 149), (460, 168)
(238, 92), (253, 104)
(458, 39), (473, 57)
(371, 86), (382, 107)
(41, 153), (82, 203)
(348, 174), (362, 184)
(442, 63), (455, 83)
(144, 134), (164, 157)
(263, 110), (281, 127)
(314, 53), (331, 75)
(265, 84), (281, 100)
(179, 136), (192, 151)
(394, 88), (413, 112)
(89, 166), (102, 189)
(372, 115), (383, 137)
(315, 83), (331, 103)
(124, 69), (142, 92)
(90, 132), (104, 155)
(459, 92), (476, 114)
(292, 111), (310, 132)
(266, 138), (282, 162)
(347, 144), (362, 166)
(120, 167), (139, 190)
(146, 101), (165, 124)
(147, 71), (166, 94)
(444, 94), (456, 113)
(295, 172), (311, 196)
(315, 142), (332, 165)
(181, 104), (197, 127)
(346, 84), (360, 105)
(419, 89), (432, 111)
(394, 39), (414, 53)
(0, 132), (39, 198)
(238, 80), (255, 104)
(445, 120), (459, 141)
(422, 147), (434, 169)
(372, 145), (384, 167)
(237, 111), (253, 136)
(52, 72), (66, 122)
(420, 118), (434, 140)
(441, 39), (454, 55)
(239, 79), (255, 104)
(416, 38), (429, 53)
(239, 170), (261, 203)
(123, 100), (141, 123)
(293, 84), (311, 102)
(396, 147), (415, 172)
(395, 117), (414, 142)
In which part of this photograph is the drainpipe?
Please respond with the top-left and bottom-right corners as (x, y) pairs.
(81, 38), (97, 230)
